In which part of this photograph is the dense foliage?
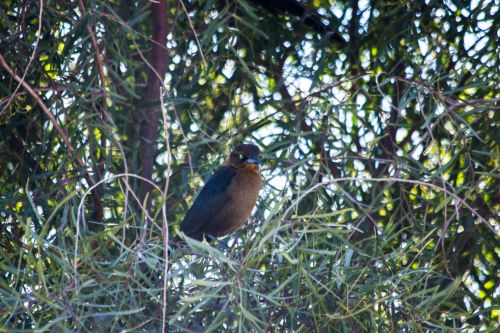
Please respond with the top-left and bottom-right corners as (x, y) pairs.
(0, 0), (498, 331)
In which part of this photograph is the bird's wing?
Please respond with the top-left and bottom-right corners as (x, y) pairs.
(180, 166), (236, 236)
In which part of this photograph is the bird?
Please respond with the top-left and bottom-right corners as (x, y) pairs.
(174, 143), (262, 244)
(138, 144), (261, 283)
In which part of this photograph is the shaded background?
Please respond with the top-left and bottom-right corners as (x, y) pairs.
(0, 0), (498, 331)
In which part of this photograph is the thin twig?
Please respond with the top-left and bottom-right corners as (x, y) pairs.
(415, 89), (453, 275)
(78, 0), (109, 223)
(160, 86), (171, 333)
(78, 0), (108, 115)
(179, 0), (207, 67)
(0, 86), (68, 106)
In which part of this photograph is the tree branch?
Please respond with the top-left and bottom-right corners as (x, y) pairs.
(0, 54), (103, 221)
(0, 54), (86, 172)
(78, 0), (110, 222)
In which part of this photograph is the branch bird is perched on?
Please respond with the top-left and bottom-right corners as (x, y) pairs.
(175, 143), (262, 243)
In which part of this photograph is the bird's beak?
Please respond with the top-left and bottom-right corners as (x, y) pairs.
(246, 157), (260, 165)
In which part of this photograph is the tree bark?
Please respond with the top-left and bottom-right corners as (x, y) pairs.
(139, 0), (169, 210)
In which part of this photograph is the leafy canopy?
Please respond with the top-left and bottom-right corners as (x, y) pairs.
(0, 0), (498, 331)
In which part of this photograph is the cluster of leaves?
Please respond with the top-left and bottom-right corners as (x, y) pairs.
(0, 0), (498, 331)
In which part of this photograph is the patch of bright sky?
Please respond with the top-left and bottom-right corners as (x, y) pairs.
(395, 128), (408, 144)
(358, 0), (371, 33)
(418, 39), (429, 55)
(222, 59), (236, 79)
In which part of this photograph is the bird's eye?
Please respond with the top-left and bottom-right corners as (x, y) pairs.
(239, 154), (244, 160)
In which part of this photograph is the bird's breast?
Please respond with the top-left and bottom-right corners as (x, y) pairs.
(211, 170), (262, 236)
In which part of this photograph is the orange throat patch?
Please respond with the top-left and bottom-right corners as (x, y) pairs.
(245, 164), (260, 173)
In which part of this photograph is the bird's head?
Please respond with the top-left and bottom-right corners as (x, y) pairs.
(226, 144), (261, 173)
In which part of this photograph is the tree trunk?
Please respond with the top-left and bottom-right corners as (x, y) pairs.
(139, 0), (169, 211)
